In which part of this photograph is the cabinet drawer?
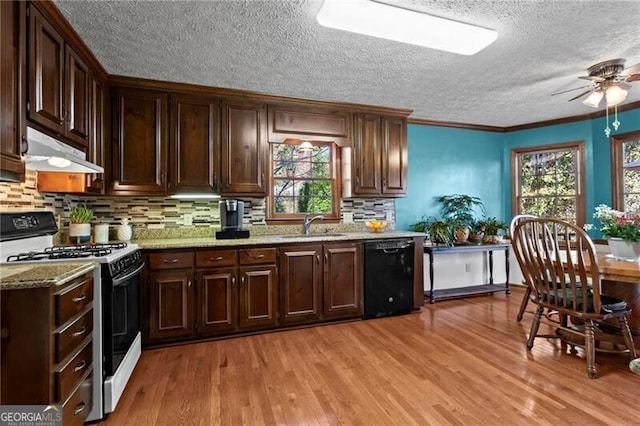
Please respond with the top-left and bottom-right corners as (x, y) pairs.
(55, 338), (92, 402)
(149, 252), (194, 270)
(55, 273), (94, 326)
(62, 371), (92, 426)
(55, 308), (93, 363)
(196, 250), (236, 268)
(239, 248), (276, 265)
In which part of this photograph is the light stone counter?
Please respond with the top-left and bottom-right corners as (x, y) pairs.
(134, 231), (425, 250)
(0, 262), (98, 290)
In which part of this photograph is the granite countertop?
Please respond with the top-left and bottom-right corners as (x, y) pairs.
(134, 231), (425, 250)
(0, 262), (98, 290)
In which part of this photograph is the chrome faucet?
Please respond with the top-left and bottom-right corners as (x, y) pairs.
(303, 214), (324, 235)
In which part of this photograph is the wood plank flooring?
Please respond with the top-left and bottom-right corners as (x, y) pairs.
(97, 288), (639, 425)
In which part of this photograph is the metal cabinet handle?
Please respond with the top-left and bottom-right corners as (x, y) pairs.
(20, 137), (28, 156)
(72, 327), (87, 337)
(188, 280), (192, 289)
(74, 403), (86, 416)
(73, 360), (87, 372)
(72, 294), (87, 303)
(231, 277), (236, 287)
(163, 258), (179, 263)
(316, 254), (320, 265)
(213, 172), (218, 191)
(160, 170), (165, 183)
(324, 253), (328, 263)
(248, 253), (264, 259)
(241, 276), (245, 286)
(209, 256), (224, 262)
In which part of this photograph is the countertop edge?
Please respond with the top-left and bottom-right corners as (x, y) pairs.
(0, 262), (98, 290)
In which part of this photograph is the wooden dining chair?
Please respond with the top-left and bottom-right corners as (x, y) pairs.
(509, 214), (537, 321)
(511, 217), (637, 378)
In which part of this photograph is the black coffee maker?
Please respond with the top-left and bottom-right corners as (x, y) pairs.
(216, 199), (250, 239)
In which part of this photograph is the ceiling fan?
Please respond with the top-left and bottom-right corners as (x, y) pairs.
(552, 58), (640, 105)
(552, 58), (640, 135)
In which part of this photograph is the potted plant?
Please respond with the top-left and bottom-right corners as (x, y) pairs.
(585, 204), (640, 261)
(480, 217), (508, 244)
(69, 204), (94, 244)
(469, 219), (486, 244)
(411, 216), (452, 246)
(436, 195), (486, 243)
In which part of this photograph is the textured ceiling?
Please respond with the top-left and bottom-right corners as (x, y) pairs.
(54, 0), (640, 127)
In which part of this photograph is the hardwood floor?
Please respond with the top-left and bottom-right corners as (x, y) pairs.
(98, 288), (639, 425)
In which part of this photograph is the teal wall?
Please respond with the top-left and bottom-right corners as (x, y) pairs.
(396, 107), (640, 231)
(395, 125), (505, 231)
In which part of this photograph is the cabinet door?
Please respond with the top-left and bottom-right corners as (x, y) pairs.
(64, 47), (90, 147)
(0, 0), (25, 182)
(221, 100), (267, 195)
(238, 265), (278, 330)
(278, 245), (322, 325)
(381, 116), (407, 196)
(111, 88), (168, 194)
(196, 268), (236, 335)
(353, 114), (381, 195)
(85, 77), (104, 192)
(148, 270), (194, 342)
(170, 95), (221, 193)
(323, 243), (362, 319)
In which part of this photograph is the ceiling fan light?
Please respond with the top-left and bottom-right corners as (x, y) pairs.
(582, 91), (604, 108)
(605, 85), (628, 106)
(316, 0), (497, 55)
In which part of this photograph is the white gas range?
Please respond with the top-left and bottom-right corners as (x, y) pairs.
(0, 211), (143, 421)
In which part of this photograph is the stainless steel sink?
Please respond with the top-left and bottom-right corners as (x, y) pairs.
(277, 233), (347, 238)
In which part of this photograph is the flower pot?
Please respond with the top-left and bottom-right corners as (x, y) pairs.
(454, 227), (470, 243)
(69, 223), (91, 244)
(608, 237), (640, 262)
(483, 234), (503, 245)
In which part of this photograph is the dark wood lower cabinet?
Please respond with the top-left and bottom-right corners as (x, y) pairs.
(148, 270), (194, 341)
(196, 268), (236, 335)
(144, 242), (367, 346)
(323, 243), (363, 319)
(278, 245), (323, 326)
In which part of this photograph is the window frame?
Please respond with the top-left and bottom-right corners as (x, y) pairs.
(511, 140), (586, 226)
(611, 130), (640, 211)
(266, 140), (342, 224)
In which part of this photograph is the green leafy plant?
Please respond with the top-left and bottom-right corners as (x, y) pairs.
(478, 217), (508, 236)
(436, 194), (486, 228)
(410, 216), (452, 245)
(69, 204), (94, 224)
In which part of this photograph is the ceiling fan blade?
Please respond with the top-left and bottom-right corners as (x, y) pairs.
(614, 81), (633, 90)
(579, 75), (605, 82)
(626, 73), (640, 82)
(567, 90), (592, 102)
(551, 85), (592, 96)
(620, 62), (640, 77)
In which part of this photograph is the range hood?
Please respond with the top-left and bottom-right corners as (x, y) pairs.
(24, 127), (104, 173)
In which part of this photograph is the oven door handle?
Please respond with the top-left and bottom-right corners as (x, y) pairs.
(112, 263), (144, 287)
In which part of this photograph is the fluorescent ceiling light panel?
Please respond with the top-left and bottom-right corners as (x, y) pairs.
(316, 0), (497, 55)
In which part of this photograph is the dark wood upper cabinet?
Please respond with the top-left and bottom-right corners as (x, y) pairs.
(110, 87), (168, 194)
(85, 76), (104, 192)
(353, 114), (382, 195)
(352, 113), (408, 197)
(27, 4), (91, 148)
(221, 100), (267, 195)
(64, 47), (90, 146)
(268, 104), (351, 145)
(0, 0), (25, 182)
(170, 95), (221, 193)
(381, 116), (408, 195)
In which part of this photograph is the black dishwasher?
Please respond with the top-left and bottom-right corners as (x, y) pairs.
(364, 239), (414, 318)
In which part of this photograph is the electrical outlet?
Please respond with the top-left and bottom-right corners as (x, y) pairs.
(386, 211), (394, 222)
(343, 212), (353, 223)
(465, 263), (471, 273)
(184, 213), (193, 226)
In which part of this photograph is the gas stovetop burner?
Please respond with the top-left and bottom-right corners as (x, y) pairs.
(5, 242), (129, 262)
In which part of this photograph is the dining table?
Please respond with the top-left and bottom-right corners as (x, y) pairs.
(597, 253), (640, 336)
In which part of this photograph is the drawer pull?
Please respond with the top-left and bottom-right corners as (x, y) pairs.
(73, 360), (87, 372)
(163, 258), (179, 263)
(248, 253), (265, 259)
(73, 403), (86, 416)
(72, 327), (87, 337)
(209, 256), (224, 262)
(72, 294), (87, 303)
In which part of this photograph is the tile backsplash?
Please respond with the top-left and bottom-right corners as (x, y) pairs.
(1, 171), (395, 232)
